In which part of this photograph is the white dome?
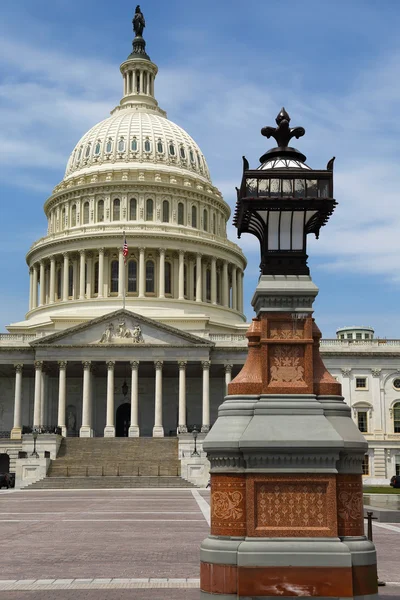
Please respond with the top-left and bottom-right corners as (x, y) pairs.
(64, 110), (211, 183)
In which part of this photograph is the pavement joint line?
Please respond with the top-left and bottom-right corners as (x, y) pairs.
(191, 488), (211, 526)
(0, 518), (206, 522)
(0, 578), (201, 591)
(372, 522), (400, 533)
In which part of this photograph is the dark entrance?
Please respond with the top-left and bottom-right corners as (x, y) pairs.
(116, 403), (131, 437)
(0, 453), (10, 473)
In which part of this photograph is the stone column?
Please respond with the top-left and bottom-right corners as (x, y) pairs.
(139, 247), (145, 298)
(153, 361), (164, 437)
(231, 265), (237, 310)
(40, 368), (47, 427)
(224, 363), (233, 395)
(39, 260), (46, 306)
(58, 361), (67, 436)
(129, 361), (140, 437)
(211, 257), (217, 305)
(79, 250), (85, 299)
(222, 260), (229, 307)
(202, 261), (207, 302)
(201, 360), (210, 432)
(118, 247), (124, 298)
(62, 252), (69, 301)
(80, 361), (93, 437)
(340, 368), (352, 409)
(33, 361), (43, 428)
(32, 264), (38, 309)
(196, 254), (202, 302)
(29, 268), (33, 311)
(49, 256), (56, 304)
(178, 361), (187, 433)
(238, 269), (244, 313)
(178, 250), (185, 300)
(98, 248), (104, 298)
(72, 257), (78, 299)
(104, 361), (116, 437)
(11, 364), (23, 439)
(86, 253), (93, 299)
(139, 70), (144, 93)
(159, 248), (165, 298)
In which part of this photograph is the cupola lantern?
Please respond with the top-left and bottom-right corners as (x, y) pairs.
(233, 108), (336, 275)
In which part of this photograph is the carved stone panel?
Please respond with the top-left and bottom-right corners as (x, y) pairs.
(269, 345), (305, 385)
(336, 474), (364, 537)
(269, 321), (304, 340)
(211, 474), (246, 537)
(247, 474), (337, 537)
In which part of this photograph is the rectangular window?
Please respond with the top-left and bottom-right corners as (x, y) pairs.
(356, 333), (362, 340)
(357, 412), (368, 433)
(340, 334), (345, 339)
(365, 334), (370, 339)
(347, 333), (353, 340)
(356, 377), (367, 389)
(362, 454), (369, 475)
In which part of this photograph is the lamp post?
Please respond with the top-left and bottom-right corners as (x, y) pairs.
(200, 109), (378, 600)
(31, 427), (39, 458)
(191, 427), (200, 457)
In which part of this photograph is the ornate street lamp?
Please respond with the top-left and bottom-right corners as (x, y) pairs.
(31, 427), (39, 458)
(191, 427), (200, 457)
(234, 107), (336, 275)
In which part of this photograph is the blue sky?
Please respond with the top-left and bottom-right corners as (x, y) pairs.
(1, 0), (400, 337)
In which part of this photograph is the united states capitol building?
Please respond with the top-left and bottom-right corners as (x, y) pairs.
(0, 11), (399, 486)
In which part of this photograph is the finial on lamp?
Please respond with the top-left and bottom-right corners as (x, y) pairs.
(259, 108), (306, 163)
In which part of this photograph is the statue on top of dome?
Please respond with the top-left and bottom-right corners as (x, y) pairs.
(133, 5), (145, 37)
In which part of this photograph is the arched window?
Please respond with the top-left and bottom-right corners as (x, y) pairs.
(178, 202), (184, 225)
(129, 198), (137, 221)
(112, 198), (120, 221)
(98, 199), (104, 222)
(110, 260), (119, 293)
(118, 138), (125, 152)
(206, 269), (211, 302)
(61, 208), (66, 230)
(68, 264), (73, 297)
(85, 145), (91, 158)
(106, 139), (112, 153)
(144, 139), (151, 152)
(157, 139), (163, 153)
(189, 149), (195, 163)
(56, 268), (62, 300)
(197, 152), (201, 168)
(83, 201), (89, 224)
(146, 198), (154, 221)
(162, 200), (169, 223)
(128, 260), (137, 292)
(394, 402), (400, 433)
(191, 205), (197, 228)
(94, 262), (99, 295)
(180, 146), (186, 159)
(165, 262), (172, 295)
(203, 209), (208, 232)
(94, 141), (101, 155)
(145, 260), (155, 293)
(77, 147), (82, 161)
(131, 137), (138, 152)
(71, 204), (77, 227)
(169, 143), (175, 156)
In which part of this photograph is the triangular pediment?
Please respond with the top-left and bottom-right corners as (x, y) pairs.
(30, 309), (214, 348)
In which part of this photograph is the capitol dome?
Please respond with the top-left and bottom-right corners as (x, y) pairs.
(15, 14), (247, 336)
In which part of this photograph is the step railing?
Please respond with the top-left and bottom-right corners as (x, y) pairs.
(50, 463), (181, 478)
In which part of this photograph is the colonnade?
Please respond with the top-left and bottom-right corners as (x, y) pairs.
(10, 361), (234, 439)
(28, 248), (244, 312)
(123, 68), (155, 97)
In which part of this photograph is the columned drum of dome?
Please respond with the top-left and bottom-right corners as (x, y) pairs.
(20, 9), (246, 333)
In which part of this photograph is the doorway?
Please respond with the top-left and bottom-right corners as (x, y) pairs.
(0, 453), (10, 473)
(116, 403), (131, 437)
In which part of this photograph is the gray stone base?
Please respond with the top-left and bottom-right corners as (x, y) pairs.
(79, 426), (93, 438)
(104, 426), (116, 437)
(152, 426), (164, 437)
(128, 425), (140, 437)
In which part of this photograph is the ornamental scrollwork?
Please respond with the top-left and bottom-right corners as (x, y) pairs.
(212, 490), (244, 521)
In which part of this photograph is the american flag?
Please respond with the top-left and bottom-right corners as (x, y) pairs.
(123, 236), (128, 264)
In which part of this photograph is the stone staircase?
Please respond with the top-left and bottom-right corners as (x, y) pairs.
(24, 438), (194, 489)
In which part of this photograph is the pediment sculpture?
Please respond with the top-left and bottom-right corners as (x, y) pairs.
(99, 320), (144, 344)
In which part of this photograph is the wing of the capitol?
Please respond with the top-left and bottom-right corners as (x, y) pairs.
(0, 12), (399, 488)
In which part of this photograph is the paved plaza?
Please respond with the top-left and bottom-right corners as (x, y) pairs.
(0, 487), (399, 600)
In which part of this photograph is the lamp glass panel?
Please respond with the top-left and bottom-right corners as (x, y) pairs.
(295, 179), (305, 198)
(291, 212), (305, 250)
(318, 179), (329, 197)
(280, 211), (292, 250)
(258, 178), (269, 195)
(246, 178), (257, 196)
(306, 180), (317, 197)
(270, 179), (281, 197)
(282, 180), (293, 196)
(267, 211), (280, 249)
